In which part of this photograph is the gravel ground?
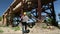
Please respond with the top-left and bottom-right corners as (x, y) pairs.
(0, 22), (60, 34)
(28, 23), (60, 34)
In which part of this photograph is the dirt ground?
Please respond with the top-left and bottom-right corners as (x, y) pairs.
(28, 24), (60, 34)
(0, 22), (60, 34)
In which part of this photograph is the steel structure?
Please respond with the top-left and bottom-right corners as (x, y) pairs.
(2, 0), (57, 26)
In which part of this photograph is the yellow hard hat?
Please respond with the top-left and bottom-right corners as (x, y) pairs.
(24, 12), (26, 15)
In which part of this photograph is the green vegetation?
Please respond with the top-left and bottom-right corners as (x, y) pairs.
(44, 17), (52, 25)
(42, 26), (47, 29)
(0, 16), (2, 21)
(41, 23), (47, 29)
(0, 29), (4, 33)
(12, 26), (21, 31)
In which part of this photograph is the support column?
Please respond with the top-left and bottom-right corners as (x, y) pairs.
(37, 0), (42, 19)
(49, 2), (57, 26)
(9, 6), (13, 25)
(51, 2), (57, 26)
(6, 12), (10, 26)
(2, 15), (4, 24)
(3, 13), (7, 26)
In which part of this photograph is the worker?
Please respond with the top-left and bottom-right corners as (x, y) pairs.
(21, 12), (30, 33)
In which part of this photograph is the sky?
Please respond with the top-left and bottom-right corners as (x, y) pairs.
(54, 0), (60, 21)
(0, 0), (13, 16)
(0, 0), (60, 21)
